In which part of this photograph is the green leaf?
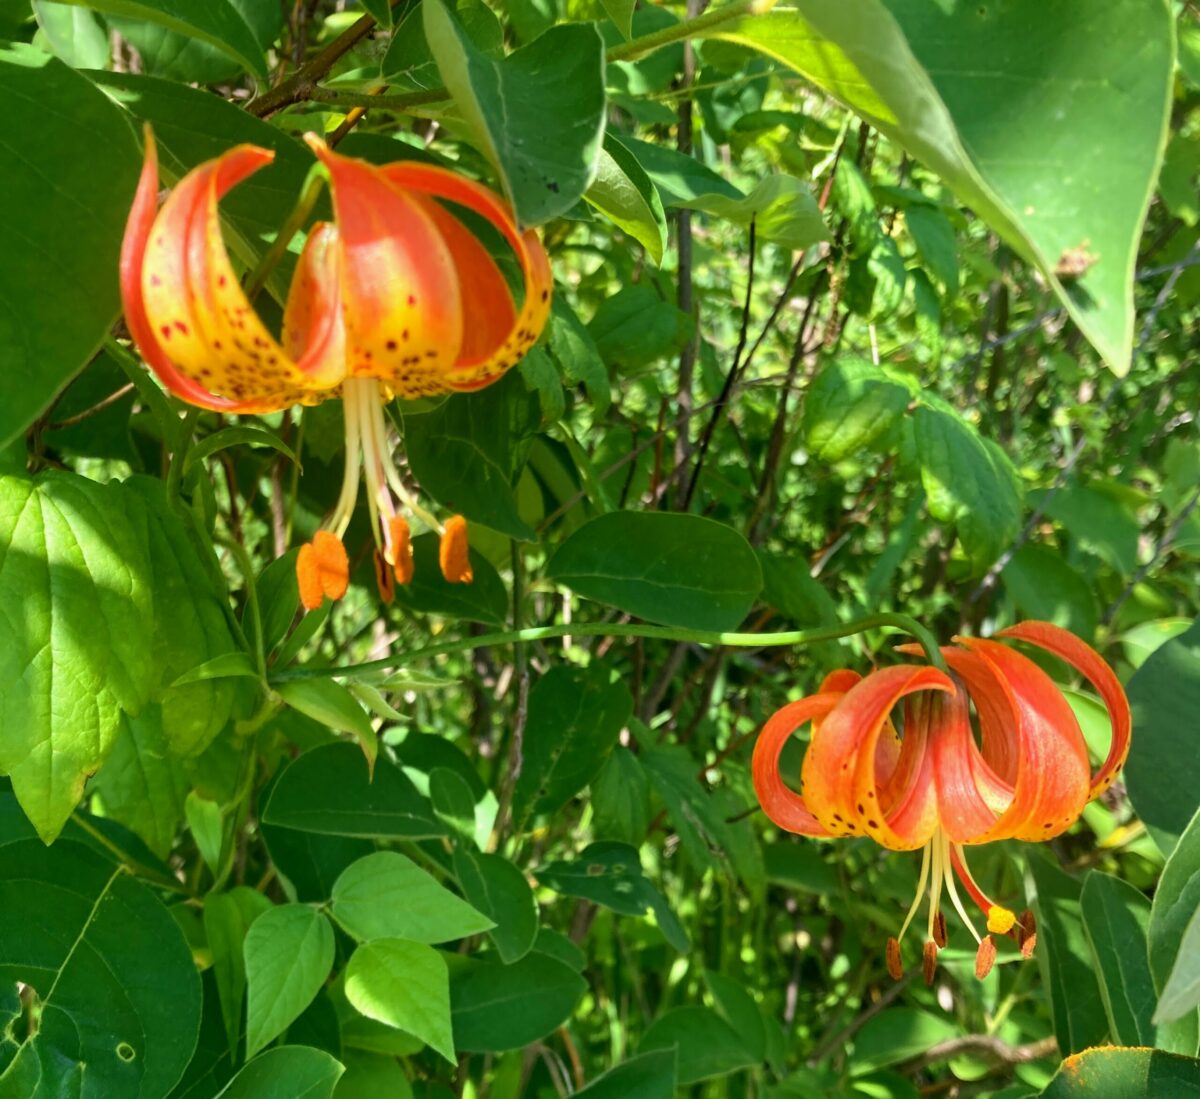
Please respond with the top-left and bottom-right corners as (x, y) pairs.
(1148, 805), (1200, 1050)
(204, 887), (273, 1061)
(389, 532), (508, 625)
(1079, 872), (1158, 1047)
(620, 136), (742, 206)
(575, 1049), (677, 1099)
(1157, 905), (1200, 1028)
(707, 0), (1175, 373)
(92, 707), (189, 858)
(913, 404), (1022, 571)
(676, 174), (830, 251)
(639, 1006), (758, 1085)
(172, 652), (260, 688)
(0, 826), (201, 1096)
(276, 681), (376, 747)
(33, 1), (110, 67)
(450, 951), (585, 1052)
(1025, 850), (1109, 1054)
(903, 203), (958, 296)
(535, 841), (689, 952)
(1036, 482), (1141, 576)
(803, 358), (913, 462)
(357, 0), (393, 28)
(185, 426), (297, 473)
(641, 746), (740, 876)
(590, 747), (651, 847)
(401, 372), (539, 541)
(586, 284), (693, 373)
(343, 941), (454, 1068)
(1039, 1047), (1200, 1097)
(0, 472), (154, 841)
(331, 1051), (413, 1099)
(851, 1007), (958, 1070)
(186, 791), (225, 874)
(0, 45), (139, 447)
(546, 511), (762, 631)
(430, 767), (480, 845)
(424, 3), (606, 224)
(512, 664), (633, 827)
(214, 1046), (345, 1098)
(331, 851), (493, 944)
(261, 742), (444, 839)
(67, 0), (267, 76)
(705, 971), (767, 1062)
(244, 904), (336, 1059)
(1002, 545), (1098, 641)
(585, 133), (668, 264)
(1125, 619), (1200, 854)
(599, 0), (635, 40)
(453, 846), (539, 964)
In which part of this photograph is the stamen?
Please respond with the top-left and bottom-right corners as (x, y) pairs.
(927, 831), (945, 943)
(439, 515), (473, 583)
(987, 906), (1017, 935)
(885, 937), (903, 980)
(975, 936), (998, 979)
(922, 940), (938, 986)
(373, 548), (395, 605)
(296, 530), (349, 610)
(896, 842), (932, 943)
(1018, 910), (1037, 958)
(388, 514), (414, 584)
(941, 834), (982, 945)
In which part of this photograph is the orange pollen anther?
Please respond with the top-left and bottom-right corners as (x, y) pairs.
(975, 936), (998, 979)
(922, 941), (939, 986)
(297, 531), (350, 610)
(439, 515), (473, 583)
(373, 547), (396, 605)
(885, 937), (903, 981)
(389, 514), (414, 585)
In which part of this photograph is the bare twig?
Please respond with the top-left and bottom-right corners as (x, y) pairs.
(903, 1033), (1058, 1073)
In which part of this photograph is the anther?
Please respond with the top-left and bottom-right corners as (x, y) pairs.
(297, 531), (349, 610)
(1017, 910), (1038, 958)
(986, 905), (1016, 935)
(932, 911), (947, 949)
(922, 941), (938, 986)
(975, 936), (998, 979)
(439, 515), (473, 583)
(373, 547), (395, 605)
(885, 937), (903, 981)
(389, 514), (414, 585)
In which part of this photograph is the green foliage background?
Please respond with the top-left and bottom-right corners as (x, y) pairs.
(0, 0), (1198, 1096)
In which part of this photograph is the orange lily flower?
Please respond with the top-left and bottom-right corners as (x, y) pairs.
(120, 127), (552, 607)
(752, 621), (1130, 983)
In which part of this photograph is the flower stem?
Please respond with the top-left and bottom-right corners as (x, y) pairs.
(271, 611), (948, 682)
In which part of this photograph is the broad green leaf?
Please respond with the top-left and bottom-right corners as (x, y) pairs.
(276, 681), (376, 747)
(1120, 618), (1193, 670)
(261, 742), (444, 839)
(453, 846), (539, 964)
(903, 202), (958, 296)
(214, 1046), (344, 1099)
(851, 1007), (958, 1070)
(172, 652), (260, 688)
(1037, 482), (1140, 576)
(535, 842), (688, 952)
(450, 951), (585, 1052)
(1025, 850), (1109, 1054)
(357, 0), (393, 28)
(707, 0), (1175, 373)
(1148, 805), (1200, 1051)
(802, 358), (913, 462)
(1002, 545), (1098, 641)
(204, 888), (273, 1061)
(186, 791), (225, 874)
(424, 2), (606, 224)
(0, 472), (154, 841)
(401, 372), (539, 541)
(763, 842), (838, 895)
(640, 1006), (758, 1085)
(389, 532), (508, 625)
(547, 300), (609, 414)
(0, 829), (201, 1096)
(586, 284), (693, 373)
(332, 1051), (413, 1099)
(914, 404), (1022, 572)
(430, 767), (480, 845)
(92, 707), (189, 858)
(67, 0), (267, 76)
(512, 664), (633, 827)
(0, 45), (139, 447)
(382, 0), (503, 87)
(1125, 619), (1200, 854)
(705, 971), (767, 1063)
(1079, 872), (1158, 1047)
(676, 174), (830, 251)
(1157, 906), (1200, 1028)
(620, 136), (742, 206)
(575, 1049), (677, 1099)
(546, 511), (762, 631)
(33, 1), (110, 67)
(344, 939), (455, 1063)
(1039, 1047), (1200, 1097)
(641, 746), (740, 876)
(244, 904), (336, 1059)
(590, 746), (651, 847)
(600, 0), (635, 40)
(585, 133), (668, 264)
(331, 851), (493, 944)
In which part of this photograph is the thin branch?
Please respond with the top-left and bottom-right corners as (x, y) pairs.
(902, 1034), (1058, 1074)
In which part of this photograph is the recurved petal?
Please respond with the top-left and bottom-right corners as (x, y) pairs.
(307, 137), (463, 394)
(802, 665), (953, 850)
(379, 161), (553, 392)
(140, 141), (317, 412)
(955, 638), (1092, 841)
(997, 620), (1131, 800)
(282, 221), (347, 390)
(751, 695), (841, 837)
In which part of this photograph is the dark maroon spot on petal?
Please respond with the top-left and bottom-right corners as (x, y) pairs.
(160, 325), (172, 340)
(218, 275), (227, 287)
(407, 295), (417, 306)
(386, 340), (397, 351)
(173, 321), (189, 335)
(213, 340), (222, 350)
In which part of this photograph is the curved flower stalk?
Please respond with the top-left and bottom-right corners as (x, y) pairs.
(752, 620), (1131, 983)
(120, 127), (552, 608)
